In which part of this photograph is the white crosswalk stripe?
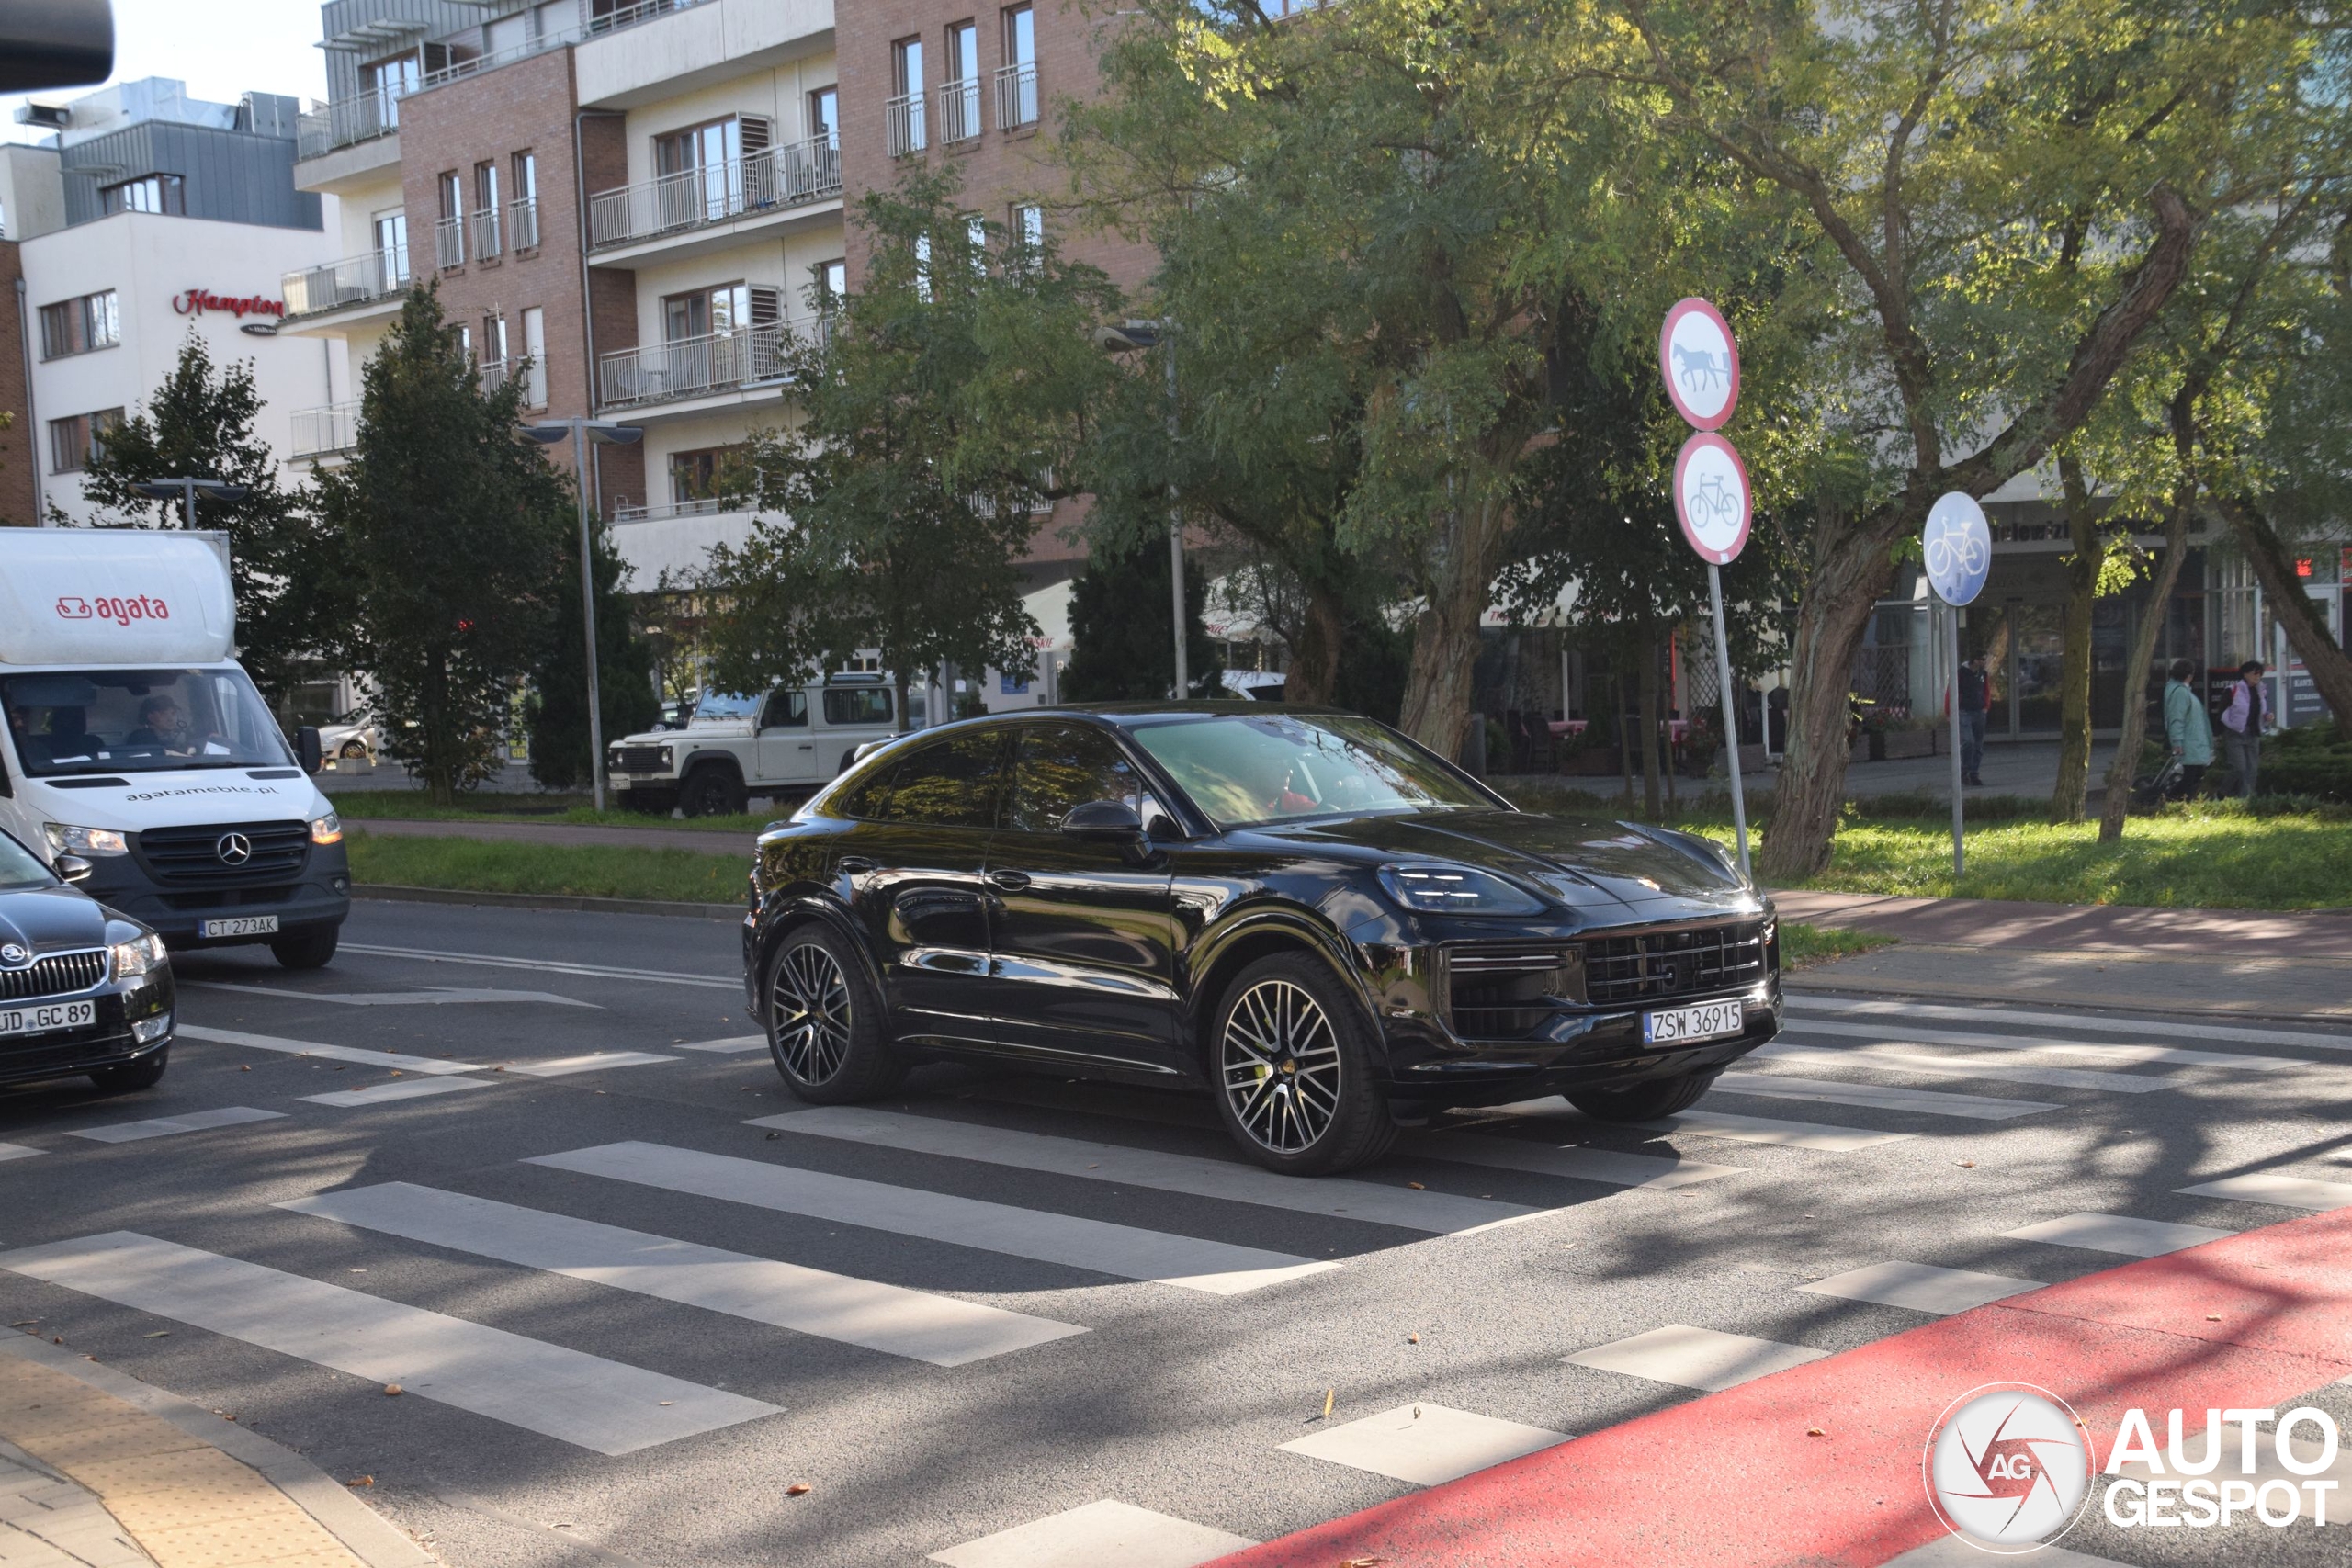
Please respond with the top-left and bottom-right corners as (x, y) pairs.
(340, 943), (738, 990)
(1566, 1325), (1828, 1391)
(752, 1107), (1549, 1233)
(2177, 1173), (2352, 1212)
(281, 1182), (1085, 1366)
(1798, 1260), (2042, 1314)
(675, 1035), (768, 1054)
(929, 1500), (1254, 1568)
(66, 1107), (286, 1144)
(1780, 1018), (2305, 1072)
(2001, 1213), (2235, 1258)
(176, 1024), (483, 1075)
(1479, 1098), (1913, 1151)
(1712, 1072), (2056, 1120)
(0, 1232), (778, 1453)
(532, 1141), (1339, 1295)
(1753, 1042), (2171, 1095)
(0, 1143), (42, 1162)
(1405, 1129), (1743, 1190)
(503, 1052), (679, 1077)
(1786, 994), (2352, 1053)
(303, 1077), (496, 1108)
(1279, 1404), (1566, 1486)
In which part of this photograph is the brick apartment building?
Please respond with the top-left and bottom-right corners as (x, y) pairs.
(281, 0), (1149, 639)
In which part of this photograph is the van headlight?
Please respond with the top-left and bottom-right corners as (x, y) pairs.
(1378, 863), (1547, 915)
(311, 812), (344, 845)
(46, 823), (129, 856)
(110, 932), (167, 979)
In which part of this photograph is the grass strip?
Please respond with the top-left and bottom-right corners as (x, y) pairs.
(1779, 922), (1896, 970)
(328, 788), (779, 836)
(346, 829), (745, 905)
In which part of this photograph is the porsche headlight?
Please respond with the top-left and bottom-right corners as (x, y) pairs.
(110, 932), (168, 980)
(1378, 863), (1546, 916)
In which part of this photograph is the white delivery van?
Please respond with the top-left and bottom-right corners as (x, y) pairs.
(0, 530), (350, 968)
(606, 674), (923, 816)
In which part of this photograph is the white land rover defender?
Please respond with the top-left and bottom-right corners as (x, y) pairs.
(606, 676), (919, 816)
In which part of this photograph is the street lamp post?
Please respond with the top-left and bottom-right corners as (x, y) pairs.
(1095, 320), (1188, 699)
(522, 419), (644, 811)
(131, 477), (249, 529)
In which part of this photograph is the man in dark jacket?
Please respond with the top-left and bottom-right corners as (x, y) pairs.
(1957, 651), (1993, 787)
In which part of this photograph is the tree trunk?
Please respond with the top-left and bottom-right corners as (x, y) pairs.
(1283, 578), (1348, 707)
(1755, 524), (1895, 880)
(1397, 489), (1512, 760)
(2097, 504), (2192, 841)
(1637, 624), (1662, 820)
(2051, 454), (2098, 823)
(2222, 496), (2352, 732)
(893, 670), (911, 733)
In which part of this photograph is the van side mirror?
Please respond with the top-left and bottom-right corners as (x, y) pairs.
(53, 854), (92, 886)
(296, 726), (323, 775)
(1062, 799), (1144, 840)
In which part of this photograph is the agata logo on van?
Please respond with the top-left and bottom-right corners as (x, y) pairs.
(54, 593), (170, 626)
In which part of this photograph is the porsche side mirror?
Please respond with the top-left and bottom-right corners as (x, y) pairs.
(1061, 799), (1144, 840)
(53, 853), (92, 885)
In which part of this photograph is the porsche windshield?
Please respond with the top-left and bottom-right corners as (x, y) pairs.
(2, 668), (295, 777)
(1126, 711), (1492, 828)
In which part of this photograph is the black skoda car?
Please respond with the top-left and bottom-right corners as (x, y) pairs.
(0, 831), (175, 1094)
(742, 704), (1779, 1174)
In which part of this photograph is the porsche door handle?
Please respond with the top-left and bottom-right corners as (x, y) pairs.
(986, 870), (1032, 892)
(837, 856), (877, 875)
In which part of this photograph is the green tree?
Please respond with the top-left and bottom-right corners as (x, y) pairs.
(526, 520), (660, 790)
(702, 172), (1121, 721)
(1060, 531), (1221, 701)
(313, 287), (571, 803)
(75, 331), (341, 706)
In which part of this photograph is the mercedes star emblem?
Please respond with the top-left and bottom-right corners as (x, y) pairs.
(215, 831), (254, 866)
(0, 944), (28, 967)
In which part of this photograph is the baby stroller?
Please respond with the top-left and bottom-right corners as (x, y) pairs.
(2130, 755), (2184, 809)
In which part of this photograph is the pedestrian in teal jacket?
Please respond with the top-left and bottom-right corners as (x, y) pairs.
(2163, 657), (2212, 798)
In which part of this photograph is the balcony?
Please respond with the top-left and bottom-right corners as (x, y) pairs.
(587, 140), (842, 253)
(995, 62), (1039, 130)
(612, 494), (738, 524)
(434, 215), (465, 269)
(888, 92), (927, 158)
(289, 401), (361, 458)
(586, 0), (714, 37)
(939, 78), (982, 144)
(282, 246), (408, 321)
(296, 85), (402, 161)
(509, 196), (539, 252)
(599, 321), (828, 411)
(469, 205), (503, 262)
(478, 357), (511, 396)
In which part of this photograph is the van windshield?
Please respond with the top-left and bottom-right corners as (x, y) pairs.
(2, 668), (295, 777)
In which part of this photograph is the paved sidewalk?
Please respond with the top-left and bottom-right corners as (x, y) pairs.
(1773, 887), (2352, 957)
(0, 1335), (431, 1568)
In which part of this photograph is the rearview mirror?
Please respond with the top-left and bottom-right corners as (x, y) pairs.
(53, 854), (92, 885)
(1061, 799), (1143, 840)
(296, 725), (323, 775)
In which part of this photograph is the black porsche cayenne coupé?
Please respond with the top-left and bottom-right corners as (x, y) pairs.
(741, 704), (1781, 1174)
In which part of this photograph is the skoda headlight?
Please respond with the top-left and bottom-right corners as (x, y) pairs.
(46, 823), (129, 856)
(1378, 863), (1546, 916)
(110, 932), (167, 980)
(311, 812), (344, 846)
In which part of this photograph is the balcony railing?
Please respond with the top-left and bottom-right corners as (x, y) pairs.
(994, 62), (1039, 130)
(586, 0), (715, 37)
(509, 196), (539, 252)
(289, 401), (361, 458)
(613, 495), (738, 524)
(587, 139), (842, 250)
(599, 321), (821, 410)
(469, 205), (503, 261)
(282, 245), (408, 319)
(939, 78), (982, 143)
(478, 357), (511, 395)
(296, 85), (404, 160)
(887, 92), (927, 157)
(434, 215), (465, 269)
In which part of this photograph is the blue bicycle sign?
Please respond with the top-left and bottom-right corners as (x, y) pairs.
(1922, 492), (1991, 606)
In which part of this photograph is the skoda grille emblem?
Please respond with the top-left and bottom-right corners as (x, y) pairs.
(215, 831), (254, 866)
(0, 944), (28, 967)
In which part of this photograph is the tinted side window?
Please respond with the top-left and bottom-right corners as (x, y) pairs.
(876, 730), (1005, 828)
(833, 754), (900, 821)
(761, 690), (808, 728)
(822, 688), (893, 727)
(1008, 725), (1164, 832)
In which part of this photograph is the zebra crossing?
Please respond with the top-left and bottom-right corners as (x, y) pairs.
(7, 986), (2352, 1566)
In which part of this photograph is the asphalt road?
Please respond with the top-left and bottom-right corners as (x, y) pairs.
(1, 900), (2347, 1568)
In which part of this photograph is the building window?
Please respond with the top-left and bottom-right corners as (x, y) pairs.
(808, 86), (838, 148)
(511, 152), (539, 250)
(363, 51), (419, 100)
(38, 290), (119, 359)
(48, 408), (122, 474)
(890, 38), (928, 156)
(482, 313), (510, 367)
(1012, 203), (1043, 250)
(472, 161), (503, 257)
(943, 21), (981, 143)
(815, 258), (846, 309)
(998, 5), (1038, 130)
(372, 209), (408, 282)
(100, 175), (183, 217)
(521, 306), (547, 409)
(435, 171), (465, 267)
(913, 233), (933, 301)
(966, 214), (989, 273)
(670, 444), (752, 507)
(664, 282), (752, 342)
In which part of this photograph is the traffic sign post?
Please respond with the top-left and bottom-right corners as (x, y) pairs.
(1922, 491), (1992, 879)
(1660, 299), (1751, 878)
